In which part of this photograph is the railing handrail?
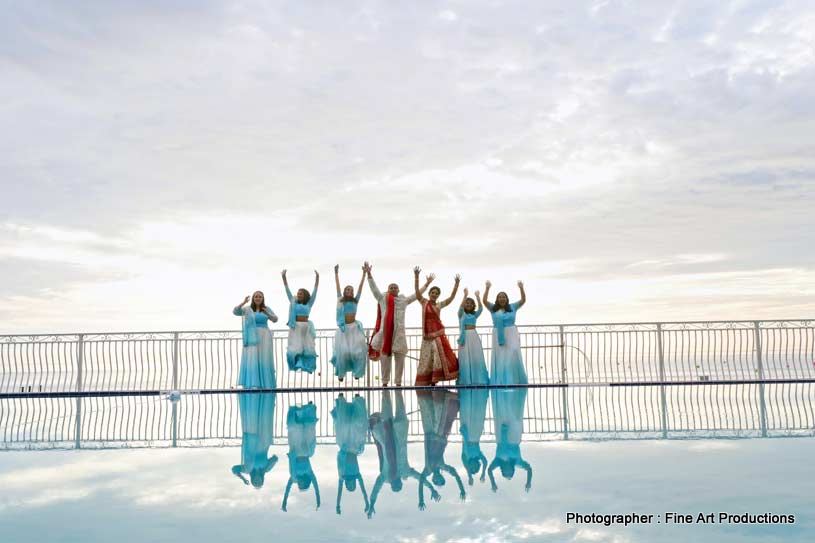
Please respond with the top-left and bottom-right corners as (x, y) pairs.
(2, 318), (813, 338)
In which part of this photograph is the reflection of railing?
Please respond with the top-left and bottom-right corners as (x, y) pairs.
(1, 383), (813, 450)
(2, 320), (814, 393)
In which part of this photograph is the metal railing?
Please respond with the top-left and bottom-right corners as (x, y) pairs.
(2, 320), (814, 394)
(1, 383), (813, 450)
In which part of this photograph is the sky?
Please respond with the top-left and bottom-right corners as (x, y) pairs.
(1, 0), (814, 334)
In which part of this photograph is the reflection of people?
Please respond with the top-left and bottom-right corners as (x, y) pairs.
(364, 262), (433, 387)
(482, 280), (528, 385)
(331, 265), (368, 382)
(282, 403), (321, 511)
(282, 269), (319, 373)
(231, 392), (278, 488)
(332, 394), (370, 515)
(417, 389), (465, 503)
(489, 388), (532, 493)
(456, 288), (488, 386)
(459, 388), (489, 485)
(233, 291), (278, 388)
(368, 389), (439, 516)
(414, 267), (460, 386)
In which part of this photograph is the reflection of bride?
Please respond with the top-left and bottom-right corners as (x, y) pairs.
(282, 403), (321, 511)
(231, 393), (278, 488)
(488, 388), (532, 492)
(418, 389), (465, 503)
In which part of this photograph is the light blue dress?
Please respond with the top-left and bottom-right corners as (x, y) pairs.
(332, 395), (370, 510)
(283, 403), (321, 510)
(232, 392), (277, 488)
(459, 388), (489, 484)
(489, 388), (532, 491)
(331, 298), (368, 379)
(233, 307), (277, 389)
(285, 284), (318, 373)
(456, 308), (489, 385)
(489, 303), (528, 385)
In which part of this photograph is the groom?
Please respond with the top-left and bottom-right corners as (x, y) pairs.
(364, 262), (433, 387)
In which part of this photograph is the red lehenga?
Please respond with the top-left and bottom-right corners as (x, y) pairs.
(414, 302), (459, 386)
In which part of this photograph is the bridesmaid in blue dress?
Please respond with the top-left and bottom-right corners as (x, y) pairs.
(231, 392), (278, 488)
(332, 394), (370, 514)
(488, 387), (532, 493)
(456, 288), (488, 386)
(368, 389), (440, 516)
(418, 389), (466, 504)
(482, 280), (528, 385)
(281, 270), (319, 373)
(459, 387), (489, 485)
(282, 403), (321, 511)
(233, 291), (278, 389)
(331, 264), (368, 382)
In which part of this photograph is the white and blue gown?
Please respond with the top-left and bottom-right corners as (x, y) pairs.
(459, 388), (489, 484)
(232, 392), (277, 488)
(489, 302), (528, 385)
(489, 388), (532, 491)
(330, 297), (368, 380)
(332, 394), (370, 513)
(417, 389), (465, 502)
(233, 306), (277, 389)
(456, 307), (489, 386)
(283, 403), (320, 510)
(284, 284), (318, 373)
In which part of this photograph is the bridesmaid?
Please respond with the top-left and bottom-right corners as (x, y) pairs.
(488, 388), (532, 493)
(233, 291), (278, 389)
(282, 402), (321, 511)
(482, 280), (528, 385)
(414, 267), (460, 386)
(459, 388), (489, 486)
(331, 264), (368, 382)
(456, 288), (488, 386)
(332, 394), (370, 514)
(231, 392), (278, 488)
(282, 269), (319, 373)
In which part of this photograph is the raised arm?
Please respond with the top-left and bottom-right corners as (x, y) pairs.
(407, 268), (434, 304)
(519, 459), (532, 492)
(308, 270), (319, 307)
(233, 295), (250, 316)
(482, 281), (494, 311)
(335, 265), (342, 298)
(364, 262), (383, 301)
(336, 479), (343, 515)
(413, 266), (426, 304)
(312, 474), (321, 509)
(515, 280), (526, 309)
(367, 475), (384, 518)
(281, 477), (294, 511)
(356, 266), (366, 303)
(358, 475), (370, 511)
(475, 290), (483, 317)
(231, 465), (249, 485)
(282, 270), (293, 302)
(441, 274), (461, 307)
(442, 464), (466, 501)
(488, 459), (499, 492)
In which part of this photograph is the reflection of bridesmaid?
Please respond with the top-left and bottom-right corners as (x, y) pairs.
(368, 389), (439, 516)
(489, 388), (532, 493)
(231, 392), (278, 488)
(418, 389), (465, 502)
(282, 403), (321, 511)
(459, 388), (489, 485)
(332, 394), (370, 515)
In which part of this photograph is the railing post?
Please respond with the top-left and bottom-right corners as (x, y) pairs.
(75, 334), (84, 449)
(172, 332), (179, 390)
(559, 325), (569, 440)
(656, 324), (667, 438)
(754, 321), (767, 437)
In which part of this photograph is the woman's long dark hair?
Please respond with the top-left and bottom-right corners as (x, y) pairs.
(340, 285), (356, 303)
(250, 291), (266, 313)
(491, 291), (513, 312)
(462, 297), (477, 314)
(297, 288), (311, 305)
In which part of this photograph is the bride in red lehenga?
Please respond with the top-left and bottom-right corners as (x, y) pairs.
(413, 266), (461, 386)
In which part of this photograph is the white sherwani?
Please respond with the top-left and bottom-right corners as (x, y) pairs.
(368, 275), (417, 355)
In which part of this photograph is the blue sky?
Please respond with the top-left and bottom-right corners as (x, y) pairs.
(1, 0), (814, 333)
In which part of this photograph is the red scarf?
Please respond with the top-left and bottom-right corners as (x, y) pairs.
(368, 293), (396, 360)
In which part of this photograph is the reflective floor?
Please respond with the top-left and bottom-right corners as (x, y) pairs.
(1, 385), (813, 542)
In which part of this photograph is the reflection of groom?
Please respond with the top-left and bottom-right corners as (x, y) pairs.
(364, 262), (432, 387)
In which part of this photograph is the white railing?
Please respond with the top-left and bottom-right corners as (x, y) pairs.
(2, 320), (814, 394)
(2, 384), (813, 450)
